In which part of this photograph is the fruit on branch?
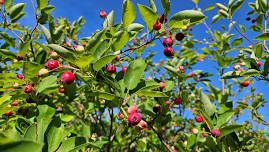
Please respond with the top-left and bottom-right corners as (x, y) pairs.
(165, 101), (170, 105)
(257, 61), (262, 67)
(211, 129), (220, 137)
(128, 112), (141, 126)
(176, 66), (185, 73)
(153, 21), (161, 31)
(153, 104), (161, 113)
(159, 14), (167, 23)
(16, 74), (23, 79)
(49, 51), (59, 59)
(187, 72), (194, 77)
(202, 133), (208, 137)
(106, 65), (116, 74)
(73, 45), (85, 54)
(0, 0), (4, 5)
(60, 72), (75, 85)
(117, 113), (124, 120)
(16, 55), (23, 61)
(45, 60), (59, 70)
(163, 47), (174, 57)
(37, 68), (49, 77)
(113, 55), (120, 62)
(128, 105), (138, 114)
(140, 122), (147, 129)
(24, 85), (33, 94)
(99, 10), (107, 18)
(133, 39), (138, 45)
(175, 33), (185, 41)
(11, 101), (18, 106)
(174, 97), (181, 105)
(5, 111), (13, 116)
(241, 81), (249, 87)
(121, 67), (127, 73)
(251, 19), (256, 23)
(192, 128), (199, 134)
(162, 38), (173, 47)
(159, 82), (165, 89)
(59, 88), (64, 93)
(195, 116), (203, 123)
(246, 17), (251, 21)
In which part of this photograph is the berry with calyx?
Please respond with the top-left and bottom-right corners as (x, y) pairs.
(24, 85), (33, 94)
(121, 67), (127, 73)
(241, 81), (249, 87)
(159, 14), (167, 23)
(211, 129), (220, 137)
(11, 101), (18, 106)
(153, 104), (161, 113)
(16, 74), (23, 79)
(60, 72), (75, 85)
(99, 10), (106, 18)
(128, 112), (141, 126)
(163, 47), (174, 57)
(153, 21), (161, 31)
(162, 38), (173, 47)
(195, 116), (203, 123)
(45, 60), (59, 70)
(174, 97), (181, 105)
(114, 55), (120, 62)
(128, 105), (138, 114)
(17, 55), (23, 61)
(73, 45), (85, 54)
(5, 111), (13, 116)
(59, 88), (64, 93)
(175, 33), (185, 41)
(159, 82), (165, 89)
(246, 17), (251, 21)
(106, 65), (116, 74)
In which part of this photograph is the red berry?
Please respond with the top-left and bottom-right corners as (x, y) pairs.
(165, 101), (170, 105)
(159, 14), (167, 23)
(128, 105), (138, 114)
(16, 55), (23, 61)
(11, 101), (18, 106)
(162, 38), (173, 47)
(107, 65), (116, 74)
(188, 72), (194, 77)
(246, 17), (251, 21)
(133, 39), (138, 45)
(140, 122), (147, 128)
(24, 85), (33, 94)
(29, 82), (35, 87)
(5, 111), (13, 116)
(202, 133), (208, 137)
(175, 33), (185, 41)
(16, 74), (23, 79)
(59, 88), (64, 93)
(60, 72), (75, 85)
(163, 47), (174, 57)
(0, 0), (4, 5)
(251, 19), (256, 23)
(45, 60), (59, 70)
(211, 129), (220, 137)
(99, 10), (107, 18)
(121, 67), (127, 73)
(114, 55), (120, 62)
(241, 81), (249, 87)
(117, 113), (124, 120)
(153, 21), (162, 31)
(174, 97), (181, 105)
(195, 116), (203, 123)
(128, 112), (141, 126)
(159, 82), (165, 89)
(257, 61), (262, 67)
(82, 43), (86, 47)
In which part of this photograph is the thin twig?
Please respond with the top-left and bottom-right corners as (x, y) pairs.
(253, 110), (269, 125)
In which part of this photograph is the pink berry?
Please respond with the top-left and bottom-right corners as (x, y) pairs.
(163, 47), (174, 57)
(165, 101), (170, 105)
(45, 60), (59, 70)
(60, 72), (75, 85)
(128, 112), (141, 126)
(140, 122), (147, 128)
(16, 74), (23, 79)
(16, 55), (23, 61)
(128, 105), (138, 114)
(257, 61), (262, 67)
(159, 82), (165, 89)
(59, 88), (64, 93)
(11, 101), (18, 106)
(162, 38), (173, 47)
(211, 129), (220, 137)
(202, 133), (208, 137)
(241, 81), (249, 87)
(99, 10), (107, 18)
(107, 65), (116, 74)
(5, 111), (13, 116)
(121, 67), (127, 73)
(195, 116), (203, 123)
(188, 72), (194, 77)
(153, 21), (162, 31)
(24, 85), (33, 94)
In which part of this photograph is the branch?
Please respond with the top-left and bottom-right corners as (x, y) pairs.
(253, 110), (269, 125)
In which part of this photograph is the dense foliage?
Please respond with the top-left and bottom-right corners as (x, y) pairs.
(0, 0), (268, 151)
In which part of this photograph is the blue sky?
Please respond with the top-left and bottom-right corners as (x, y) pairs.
(16, 0), (268, 127)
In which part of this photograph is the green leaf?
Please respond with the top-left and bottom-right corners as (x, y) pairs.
(258, 0), (267, 13)
(74, 55), (94, 68)
(23, 62), (43, 79)
(0, 140), (43, 152)
(136, 90), (168, 97)
(124, 59), (147, 90)
(0, 32), (15, 47)
(254, 33), (269, 40)
(0, 49), (16, 59)
(200, 92), (214, 116)
(103, 11), (114, 29)
(85, 30), (105, 55)
(216, 111), (234, 128)
(211, 14), (220, 24)
(122, 0), (135, 28)
(37, 0), (47, 12)
(112, 31), (129, 51)
(264, 57), (269, 75)
(192, 0), (199, 4)
(222, 71), (240, 79)
(219, 125), (243, 139)
(204, 5), (216, 11)
(149, 0), (157, 13)
(231, 0), (245, 15)
(91, 91), (118, 100)
(40, 25), (52, 43)
(46, 117), (65, 152)
(93, 40), (109, 61)
(47, 44), (76, 63)
(81, 123), (91, 137)
(160, 0), (171, 17)
(36, 76), (58, 93)
(8, 3), (25, 19)
(199, 109), (214, 130)
(240, 69), (260, 77)
(254, 42), (263, 58)
(61, 115), (74, 122)
(168, 10), (206, 29)
(231, 37), (243, 46)
(216, 3), (228, 11)
(127, 23), (144, 32)
(239, 25), (246, 33)
(187, 134), (196, 149)
(137, 4), (159, 31)
(93, 55), (116, 71)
